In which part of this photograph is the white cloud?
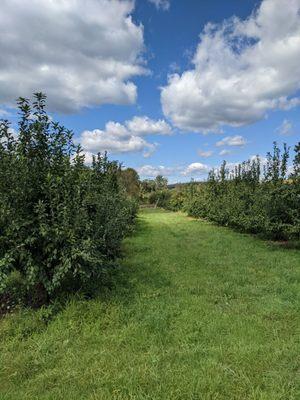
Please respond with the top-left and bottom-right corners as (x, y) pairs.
(80, 116), (172, 157)
(81, 129), (156, 157)
(161, 0), (300, 132)
(137, 165), (176, 177)
(198, 149), (213, 157)
(148, 0), (170, 11)
(0, 0), (146, 112)
(276, 119), (293, 136)
(126, 116), (172, 136)
(219, 149), (232, 156)
(138, 162), (210, 179)
(182, 162), (210, 176)
(216, 135), (247, 147)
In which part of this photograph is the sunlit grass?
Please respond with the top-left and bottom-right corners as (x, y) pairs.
(1, 208), (300, 399)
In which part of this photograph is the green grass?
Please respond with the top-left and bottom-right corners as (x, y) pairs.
(1, 209), (300, 399)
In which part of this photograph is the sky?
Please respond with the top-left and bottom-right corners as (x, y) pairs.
(0, 0), (299, 183)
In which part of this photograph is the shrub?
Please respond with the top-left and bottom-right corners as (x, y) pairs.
(148, 189), (171, 208)
(164, 186), (187, 211)
(166, 142), (300, 241)
(0, 93), (137, 304)
(140, 175), (170, 207)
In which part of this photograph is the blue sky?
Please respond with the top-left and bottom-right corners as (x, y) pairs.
(0, 0), (299, 182)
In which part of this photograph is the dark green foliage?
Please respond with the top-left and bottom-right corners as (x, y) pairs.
(0, 94), (137, 303)
(148, 189), (171, 208)
(164, 185), (187, 211)
(118, 167), (140, 199)
(293, 141), (300, 178)
(140, 174), (170, 207)
(154, 174), (168, 190)
(166, 142), (300, 240)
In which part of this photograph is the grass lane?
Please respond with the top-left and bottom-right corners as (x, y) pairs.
(1, 208), (300, 399)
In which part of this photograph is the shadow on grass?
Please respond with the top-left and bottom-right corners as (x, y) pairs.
(267, 240), (300, 251)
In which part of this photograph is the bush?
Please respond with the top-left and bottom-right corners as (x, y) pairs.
(166, 143), (300, 241)
(148, 189), (171, 208)
(0, 93), (137, 304)
(164, 186), (187, 211)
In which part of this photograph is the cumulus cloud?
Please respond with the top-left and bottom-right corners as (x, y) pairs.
(80, 116), (172, 157)
(161, 0), (300, 132)
(0, 0), (146, 112)
(182, 162), (210, 176)
(276, 119), (293, 136)
(81, 130), (156, 157)
(137, 165), (176, 177)
(138, 162), (210, 179)
(198, 149), (213, 157)
(126, 116), (172, 136)
(216, 135), (247, 147)
(148, 0), (170, 11)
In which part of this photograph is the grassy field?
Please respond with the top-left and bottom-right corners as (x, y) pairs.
(1, 209), (300, 399)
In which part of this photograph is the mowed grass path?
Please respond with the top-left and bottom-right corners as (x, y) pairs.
(1, 209), (300, 399)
